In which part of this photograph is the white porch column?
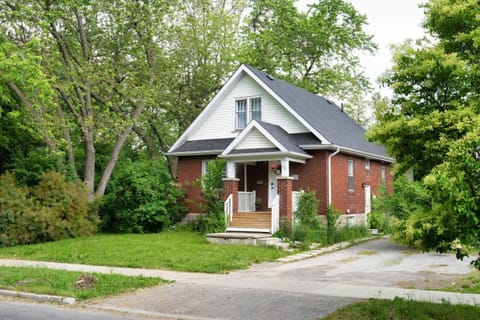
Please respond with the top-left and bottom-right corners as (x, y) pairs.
(281, 158), (290, 177)
(226, 160), (236, 178)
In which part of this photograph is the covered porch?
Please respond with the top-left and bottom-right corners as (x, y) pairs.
(222, 159), (304, 234)
(219, 120), (313, 234)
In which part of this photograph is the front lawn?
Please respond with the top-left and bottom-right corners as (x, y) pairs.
(323, 298), (480, 320)
(0, 231), (289, 273)
(0, 266), (163, 300)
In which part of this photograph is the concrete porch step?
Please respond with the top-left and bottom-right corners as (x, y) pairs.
(206, 232), (288, 249)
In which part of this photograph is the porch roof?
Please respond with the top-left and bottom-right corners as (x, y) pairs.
(221, 121), (314, 160)
(168, 138), (234, 155)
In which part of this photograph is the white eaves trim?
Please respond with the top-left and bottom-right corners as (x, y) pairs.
(242, 66), (331, 145)
(219, 152), (309, 164)
(222, 120), (286, 155)
(168, 66), (246, 153)
(166, 150), (224, 157)
(300, 144), (394, 163)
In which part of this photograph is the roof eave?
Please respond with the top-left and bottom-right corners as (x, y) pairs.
(300, 144), (394, 163)
(219, 151), (312, 162)
(166, 150), (223, 157)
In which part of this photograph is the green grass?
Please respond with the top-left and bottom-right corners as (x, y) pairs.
(0, 231), (289, 273)
(357, 250), (377, 256)
(0, 266), (163, 300)
(323, 298), (480, 320)
(439, 272), (480, 294)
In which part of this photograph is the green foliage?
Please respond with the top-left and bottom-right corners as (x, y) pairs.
(291, 191), (323, 245)
(101, 160), (187, 233)
(0, 171), (99, 247)
(326, 205), (340, 243)
(294, 190), (321, 229)
(366, 0), (480, 269)
(242, 0), (376, 106)
(194, 159), (226, 233)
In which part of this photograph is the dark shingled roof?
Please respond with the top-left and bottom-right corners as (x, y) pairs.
(244, 64), (389, 158)
(172, 138), (234, 153)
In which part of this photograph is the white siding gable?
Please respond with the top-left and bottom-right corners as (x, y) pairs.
(191, 73), (308, 140)
(236, 128), (276, 150)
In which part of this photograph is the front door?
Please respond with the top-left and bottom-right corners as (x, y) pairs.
(364, 184), (371, 224)
(268, 161), (278, 208)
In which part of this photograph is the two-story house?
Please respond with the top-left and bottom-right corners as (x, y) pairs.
(167, 64), (393, 233)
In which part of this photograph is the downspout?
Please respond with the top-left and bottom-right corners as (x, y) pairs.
(328, 147), (341, 206)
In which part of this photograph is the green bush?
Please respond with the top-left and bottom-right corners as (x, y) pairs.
(194, 159), (226, 233)
(295, 190), (321, 229)
(101, 160), (187, 233)
(0, 171), (99, 246)
(326, 205), (341, 244)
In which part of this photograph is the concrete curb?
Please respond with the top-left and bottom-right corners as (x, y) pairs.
(0, 289), (76, 304)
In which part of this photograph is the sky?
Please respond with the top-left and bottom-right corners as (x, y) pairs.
(297, 0), (426, 93)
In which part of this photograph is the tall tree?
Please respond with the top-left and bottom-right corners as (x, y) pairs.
(1, 0), (175, 196)
(242, 0), (376, 104)
(367, 0), (480, 268)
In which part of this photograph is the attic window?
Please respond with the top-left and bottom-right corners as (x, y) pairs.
(235, 97), (262, 129)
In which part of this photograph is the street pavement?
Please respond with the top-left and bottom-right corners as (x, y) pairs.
(1, 237), (479, 319)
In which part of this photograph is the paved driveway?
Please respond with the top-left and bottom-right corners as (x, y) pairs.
(241, 237), (476, 288)
(92, 238), (479, 320)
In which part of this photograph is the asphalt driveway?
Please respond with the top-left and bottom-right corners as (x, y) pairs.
(91, 237), (479, 320)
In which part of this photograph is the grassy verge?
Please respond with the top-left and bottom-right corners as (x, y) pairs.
(0, 266), (163, 300)
(323, 298), (480, 320)
(0, 231), (289, 273)
(439, 272), (480, 294)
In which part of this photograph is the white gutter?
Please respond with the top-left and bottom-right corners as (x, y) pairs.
(328, 147), (341, 206)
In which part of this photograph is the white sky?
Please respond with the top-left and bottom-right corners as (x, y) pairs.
(297, 0), (426, 93)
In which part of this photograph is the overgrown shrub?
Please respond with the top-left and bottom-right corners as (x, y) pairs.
(101, 160), (187, 233)
(291, 191), (324, 245)
(0, 171), (99, 246)
(326, 204), (341, 244)
(191, 159), (226, 233)
(295, 190), (321, 229)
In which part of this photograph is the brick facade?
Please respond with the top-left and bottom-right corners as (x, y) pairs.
(222, 178), (239, 213)
(277, 177), (293, 225)
(176, 155), (215, 213)
(176, 151), (393, 219)
(330, 153), (393, 216)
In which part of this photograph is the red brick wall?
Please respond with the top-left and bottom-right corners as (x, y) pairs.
(290, 150), (329, 214)
(176, 155), (216, 213)
(330, 153), (393, 215)
(277, 178), (293, 224)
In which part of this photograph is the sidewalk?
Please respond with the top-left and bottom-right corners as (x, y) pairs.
(1, 257), (479, 306)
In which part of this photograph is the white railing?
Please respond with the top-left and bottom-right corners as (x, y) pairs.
(271, 194), (280, 234)
(238, 190), (256, 212)
(224, 194), (233, 228)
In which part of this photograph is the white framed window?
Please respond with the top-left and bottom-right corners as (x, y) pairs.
(250, 97), (262, 121)
(381, 166), (386, 186)
(235, 97), (261, 129)
(348, 160), (354, 191)
(235, 99), (247, 129)
(365, 159), (371, 170)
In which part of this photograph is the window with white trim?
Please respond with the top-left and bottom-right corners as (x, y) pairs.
(235, 99), (247, 129)
(348, 160), (354, 191)
(381, 166), (386, 186)
(365, 159), (371, 170)
(235, 97), (261, 129)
